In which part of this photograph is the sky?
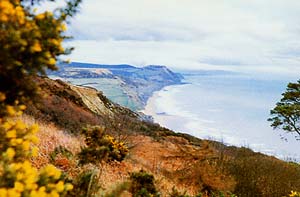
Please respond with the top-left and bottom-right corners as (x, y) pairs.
(52, 0), (300, 75)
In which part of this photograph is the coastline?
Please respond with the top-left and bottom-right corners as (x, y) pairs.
(140, 82), (300, 161)
(141, 84), (232, 141)
(140, 84), (193, 133)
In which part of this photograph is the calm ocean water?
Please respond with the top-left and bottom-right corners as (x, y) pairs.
(144, 71), (300, 160)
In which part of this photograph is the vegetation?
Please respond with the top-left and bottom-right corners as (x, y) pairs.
(0, 1), (299, 196)
(0, 0), (80, 196)
(78, 126), (129, 165)
(289, 191), (300, 197)
(269, 80), (300, 137)
(0, 0), (81, 110)
(24, 78), (300, 196)
(224, 147), (300, 196)
(68, 169), (100, 197)
(129, 170), (160, 197)
(0, 96), (73, 196)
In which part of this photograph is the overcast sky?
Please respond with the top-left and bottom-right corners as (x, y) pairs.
(57, 0), (300, 75)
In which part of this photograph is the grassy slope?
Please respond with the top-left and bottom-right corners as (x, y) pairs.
(26, 77), (300, 196)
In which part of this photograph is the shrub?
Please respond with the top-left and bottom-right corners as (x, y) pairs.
(129, 170), (160, 197)
(226, 147), (300, 197)
(68, 169), (100, 197)
(0, 95), (73, 196)
(289, 191), (300, 197)
(0, 0), (81, 196)
(0, 0), (81, 110)
(78, 126), (129, 165)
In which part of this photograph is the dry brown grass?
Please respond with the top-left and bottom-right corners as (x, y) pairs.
(19, 114), (84, 176)
(80, 134), (210, 196)
(120, 135), (235, 196)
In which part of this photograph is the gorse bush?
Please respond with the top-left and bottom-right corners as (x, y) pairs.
(289, 191), (300, 197)
(0, 0), (81, 196)
(0, 0), (80, 111)
(78, 126), (129, 165)
(0, 94), (73, 196)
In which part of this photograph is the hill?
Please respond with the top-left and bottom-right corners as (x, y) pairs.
(48, 62), (183, 111)
(24, 77), (300, 196)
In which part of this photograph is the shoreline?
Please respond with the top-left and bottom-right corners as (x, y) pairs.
(140, 84), (196, 134)
(140, 83), (300, 162)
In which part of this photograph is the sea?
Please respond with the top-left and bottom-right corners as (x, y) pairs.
(142, 70), (300, 161)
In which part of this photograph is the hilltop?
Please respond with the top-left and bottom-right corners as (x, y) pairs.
(24, 76), (300, 196)
(48, 62), (183, 111)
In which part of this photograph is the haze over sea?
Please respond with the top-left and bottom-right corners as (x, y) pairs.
(143, 70), (300, 161)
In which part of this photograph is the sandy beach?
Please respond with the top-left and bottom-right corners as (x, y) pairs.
(141, 87), (192, 134)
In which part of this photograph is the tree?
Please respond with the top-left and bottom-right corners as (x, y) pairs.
(268, 80), (300, 138)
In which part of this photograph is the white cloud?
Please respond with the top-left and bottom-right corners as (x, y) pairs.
(61, 0), (300, 76)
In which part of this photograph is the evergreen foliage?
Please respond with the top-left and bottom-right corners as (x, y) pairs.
(268, 80), (300, 137)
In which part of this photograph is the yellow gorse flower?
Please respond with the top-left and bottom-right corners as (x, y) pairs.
(0, 0), (78, 193)
(55, 181), (65, 192)
(41, 165), (61, 179)
(48, 58), (56, 65)
(6, 129), (16, 138)
(30, 42), (42, 53)
(6, 106), (16, 116)
(5, 148), (15, 160)
(35, 13), (45, 20)
(0, 0), (14, 22)
(0, 0), (25, 24)
(290, 191), (300, 197)
(0, 103), (73, 196)
(14, 182), (24, 192)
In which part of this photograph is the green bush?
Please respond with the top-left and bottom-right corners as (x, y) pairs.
(78, 126), (128, 165)
(129, 170), (160, 197)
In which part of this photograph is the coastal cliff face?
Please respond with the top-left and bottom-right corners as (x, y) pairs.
(48, 62), (183, 111)
(25, 77), (300, 196)
(27, 77), (139, 133)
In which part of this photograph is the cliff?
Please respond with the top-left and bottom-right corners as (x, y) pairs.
(48, 62), (183, 111)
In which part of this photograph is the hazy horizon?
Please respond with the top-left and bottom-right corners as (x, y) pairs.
(42, 0), (300, 77)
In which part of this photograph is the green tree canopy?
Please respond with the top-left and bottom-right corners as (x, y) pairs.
(268, 80), (300, 138)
